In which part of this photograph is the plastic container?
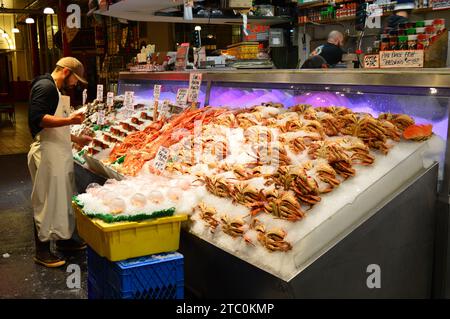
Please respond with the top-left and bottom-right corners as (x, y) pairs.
(73, 203), (188, 261)
(87, 247), (184, 299)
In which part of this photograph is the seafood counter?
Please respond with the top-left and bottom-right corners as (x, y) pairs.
(73, 102), (441, 280)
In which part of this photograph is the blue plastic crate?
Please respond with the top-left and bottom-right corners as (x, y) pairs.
(87, 247), (184, 299)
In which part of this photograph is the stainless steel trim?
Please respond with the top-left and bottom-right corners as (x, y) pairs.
(119, 69), (450, 88)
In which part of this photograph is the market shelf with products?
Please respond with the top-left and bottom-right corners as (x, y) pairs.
(71, 69), (450, 298)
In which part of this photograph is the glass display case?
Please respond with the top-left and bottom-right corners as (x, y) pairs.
(114, 69), (450, 298)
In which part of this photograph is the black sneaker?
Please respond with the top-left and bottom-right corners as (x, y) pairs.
(34, 250), (66, 268)
(55, 238), (87, 252)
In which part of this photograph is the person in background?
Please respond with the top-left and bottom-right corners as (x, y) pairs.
(28, 57), (92, 268)
(310, 30), (345, 67)
(301, 55), (329, 69)
(386, 0), (415, 31)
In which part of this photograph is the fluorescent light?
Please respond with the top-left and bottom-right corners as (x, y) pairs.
(43, 7), (55, 14)
(26, 17), (35, 24)
(12, 27), (20, 33)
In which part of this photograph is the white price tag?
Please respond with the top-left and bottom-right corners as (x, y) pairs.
(97, 110), (105, 125)
(153, 146), (170, 172)
(153, 84), (161, 101)
(176, 88), (189, 108)
(188, 73), (202, 103)
(106, 92), (114, 107)
(159, 99), (170, 119)
(124, 91), (135, 119)
(96, 85), (104, 102)
(82, 89), (87, 105)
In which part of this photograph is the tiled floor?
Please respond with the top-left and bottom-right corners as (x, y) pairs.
(0, 103), (33, 156)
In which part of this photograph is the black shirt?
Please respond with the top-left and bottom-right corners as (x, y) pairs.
(28, 74), (59, 138)
(316, 43), (344, 66)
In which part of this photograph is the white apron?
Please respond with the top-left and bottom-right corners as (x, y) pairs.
(28, 93), (76, 241)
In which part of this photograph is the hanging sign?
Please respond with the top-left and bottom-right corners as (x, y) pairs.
(432, 0), (450, 10)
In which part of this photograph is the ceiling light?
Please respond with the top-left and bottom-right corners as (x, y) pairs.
(26, 17), (35, 24)
(43, 7), (55, 14)
(195, 26), (201, 31)
(12, 27), (19, 33)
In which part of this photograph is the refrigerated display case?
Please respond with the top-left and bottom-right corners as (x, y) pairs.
(107, 69), (450, 298)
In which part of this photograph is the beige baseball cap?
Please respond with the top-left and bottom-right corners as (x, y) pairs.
(56, 57), (88, 84)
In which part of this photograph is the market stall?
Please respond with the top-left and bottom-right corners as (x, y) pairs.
(73, 69), (450, 298)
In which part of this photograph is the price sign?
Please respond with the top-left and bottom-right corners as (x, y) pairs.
(159, 99), (170, 120)
(97, 110), (105, 125)
(153, 84), (161, 101)
(379, 50), (424, 68)
(96, 85), (104, 102)
(124, 91), (134, 118)
(153, 146), (170, 172)
(176, 88), (189, 108)
(188, 73), (202, 103)
(82, 89), (87, 105)
(106, 92), (114, 107)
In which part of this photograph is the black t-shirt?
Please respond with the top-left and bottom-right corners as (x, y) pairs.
(316, 43), (344, 66)
(28, 74), (59, 138)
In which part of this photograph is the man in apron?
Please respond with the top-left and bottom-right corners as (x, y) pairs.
(28, 57), (92, 267)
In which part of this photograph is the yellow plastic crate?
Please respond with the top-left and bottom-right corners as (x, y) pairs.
(73, 203), (188, 261)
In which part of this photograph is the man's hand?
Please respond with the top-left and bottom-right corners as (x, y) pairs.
(71, 134), (92, 147)
(69, 112), (85, 125)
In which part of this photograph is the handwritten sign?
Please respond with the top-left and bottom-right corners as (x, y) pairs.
(153, 146), (170, 172)
(97, 110), (105, 125)
(124, 91), (134, 118)
(153, 84), (161, 101)
(96, 85), (103, 102)
(379, 50), (424, 68)
(176, 88), (189, 108)
(363, 54), (380, 68)
(106, 92), (114, 112)
(188, 73), (202, 103)
(82, 89), (87, 105)
(159, 100), (170, 120)
(432, 0), (450, 10)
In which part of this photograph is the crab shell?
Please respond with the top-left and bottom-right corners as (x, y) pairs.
(403, 124), (433, 141)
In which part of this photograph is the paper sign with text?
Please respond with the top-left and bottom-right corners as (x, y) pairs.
(97, 110), (105, 125)
(363, 54), (380, 68)
(82, 89), (87, 105)
(106, 92), (114, 107)
(96, 85), (104, 102)
(153, 146), (170, 172)
(176, 88), (189, 107)
(188, 73), (202, 103)
(379, 50), (424, 68)
(154, 84), (161, 101)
